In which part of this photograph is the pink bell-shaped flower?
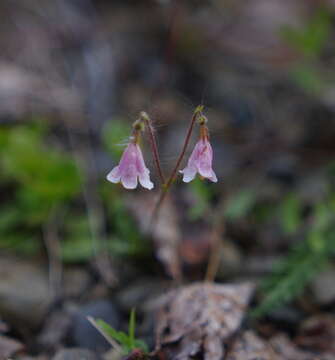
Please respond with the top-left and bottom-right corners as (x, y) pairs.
(180, 137), (217, 183)
(107, 142), (154, 190)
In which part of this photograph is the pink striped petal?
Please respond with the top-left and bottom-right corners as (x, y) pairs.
(121, 164), (138, 189)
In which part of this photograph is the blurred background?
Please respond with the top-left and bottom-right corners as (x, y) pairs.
(1, 0), (335, 358)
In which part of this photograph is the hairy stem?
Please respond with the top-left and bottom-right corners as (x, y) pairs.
(140, 112), (165, 185)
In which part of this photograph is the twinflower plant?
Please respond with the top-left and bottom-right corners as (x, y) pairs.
(106, 106), (217, 225)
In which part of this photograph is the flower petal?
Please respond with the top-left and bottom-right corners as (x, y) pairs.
(134, 144), (154, 189)
(180, 165), (197, 183)
(198, 160), (213, 177)
(208, 170), (218, 183)
(106, 166), (121, 183)
(121, 164), (138, 189)
(118, 143), (137, 173)
(139, 170), (154, 190)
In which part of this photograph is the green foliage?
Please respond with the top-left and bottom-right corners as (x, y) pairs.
(94, 309), (148, 355)
(224, 189), (257, 220)
(290, 65), (325, 94)
(279, 193), (302, 235)
(0, 124), (81, 202)
(281, 7), (332, 94)
(253, 198), (335, 317)
(282, 8), (331, 58)
(0, 121), (147, 261)
(0, 122), (83, 255)
(0, 123), (81, 222)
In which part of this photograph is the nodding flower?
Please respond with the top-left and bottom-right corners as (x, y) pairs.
(180, 121), (217, 183)
(107, 130), (154, 190)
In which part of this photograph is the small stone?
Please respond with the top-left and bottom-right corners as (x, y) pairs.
(37, 309), (73, 352)
(0, 256), (52, 329)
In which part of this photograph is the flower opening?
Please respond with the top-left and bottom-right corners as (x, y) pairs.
(107, 142), (154, 190)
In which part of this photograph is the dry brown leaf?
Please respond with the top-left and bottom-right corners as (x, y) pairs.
(270, 333), (333, 360)
(156, 282), (255, 360)
(226, 331), (280, 360)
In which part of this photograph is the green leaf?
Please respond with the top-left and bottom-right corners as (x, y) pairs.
(224, 189), (256, 220)
(93, 315), (148, 355)
(281, 8), (331, 58)
(253, 202), (335, 318)
(279, 193), (302, 234)
(95, 319), (131, 353)
(290, 65), (324, 94)
(252, 243), (326, 318)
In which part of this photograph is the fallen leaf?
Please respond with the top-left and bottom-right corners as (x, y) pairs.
(155, 282), (255, 360)
(226, 331), (279, 360)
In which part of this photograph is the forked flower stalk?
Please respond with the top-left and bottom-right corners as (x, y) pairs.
(149, 105), (204, 228)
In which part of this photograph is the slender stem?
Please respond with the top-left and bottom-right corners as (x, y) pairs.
(205, 222), (224, 282)
(140, 112), (165, 185)
(205, 200), (227, 282)
(165, 110), (198, 188)
(149, 105), (204, 229)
